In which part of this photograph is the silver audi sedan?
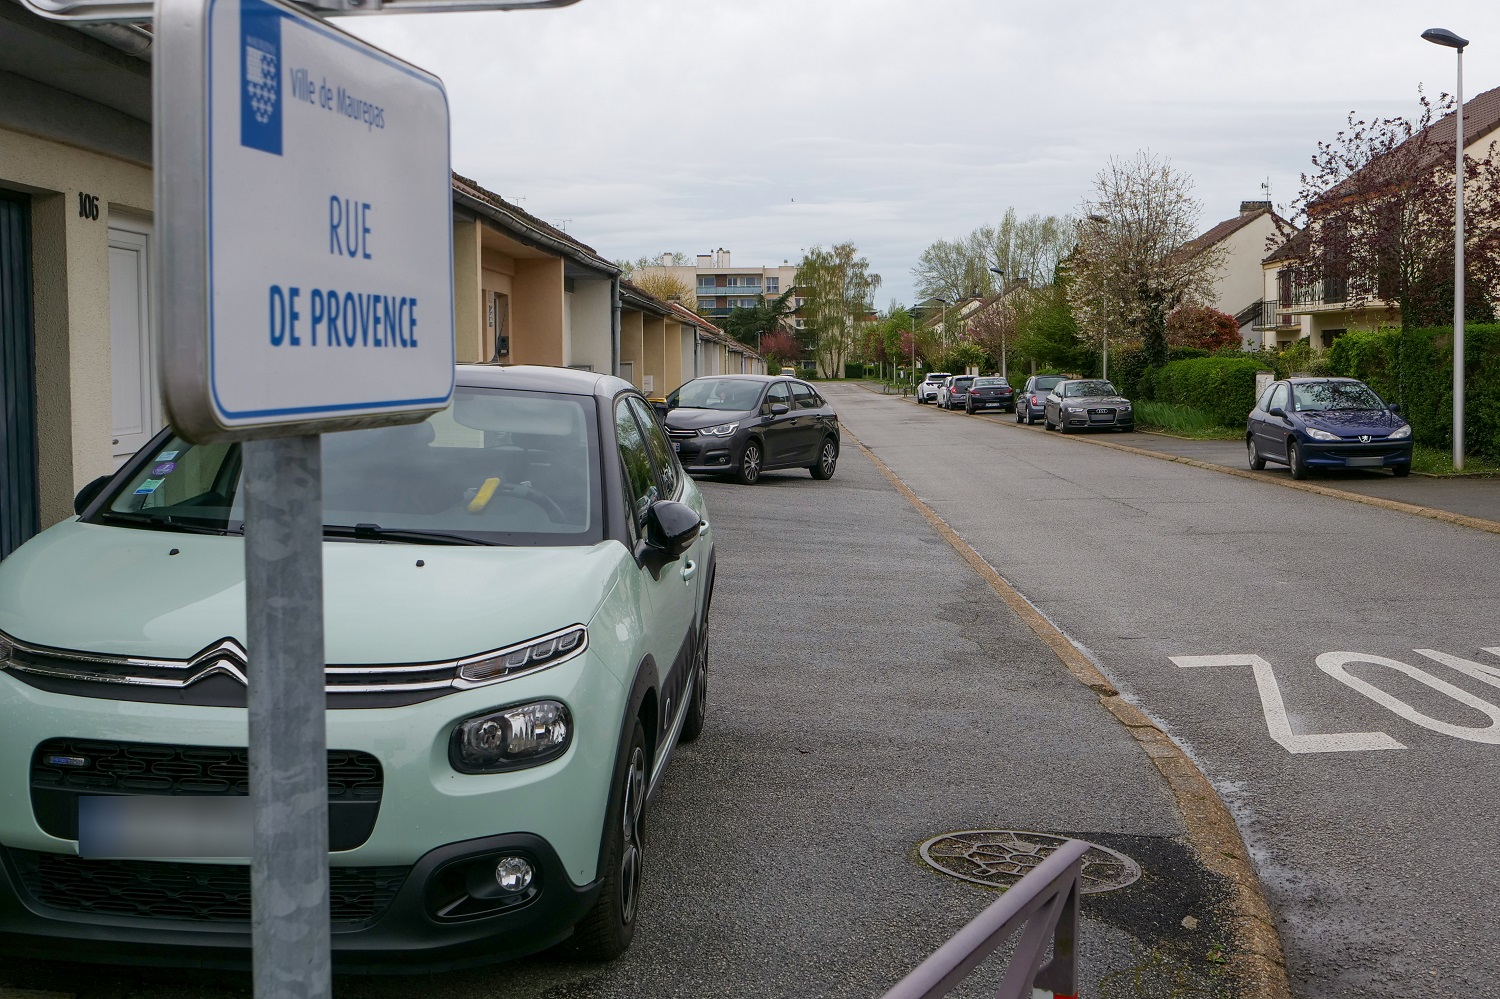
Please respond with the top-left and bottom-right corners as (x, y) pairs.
(1042, 379), (1134, 433)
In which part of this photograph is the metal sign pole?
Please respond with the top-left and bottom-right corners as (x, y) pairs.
(242, 436), (330, 999)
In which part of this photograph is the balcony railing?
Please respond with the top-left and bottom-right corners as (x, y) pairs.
(1255, 301), (1297, 330)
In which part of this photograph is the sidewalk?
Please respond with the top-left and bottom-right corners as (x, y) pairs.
(1128, 433), (1500, 525)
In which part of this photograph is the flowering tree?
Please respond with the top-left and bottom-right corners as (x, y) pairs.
(1069, 152), (1225, 368)
(759, 330), (801, 370)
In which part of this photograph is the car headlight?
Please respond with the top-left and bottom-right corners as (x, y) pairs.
(1387, 424), (1412, 439)
(1119, 402), (1132, 410)
(456, 625), (587, 685)
(1304, 427), (1340, 441)
(699, 422), (739, 437)
(451, 700), (572, 773)
(1065, 406), (1085, 414)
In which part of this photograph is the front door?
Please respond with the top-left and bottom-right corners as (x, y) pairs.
(0, 192), (39, 561)
(109, 218), (155, 463)
(759, 380), (798, 465)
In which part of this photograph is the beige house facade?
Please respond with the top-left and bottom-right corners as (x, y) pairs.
(1178, 200), (1286, 349)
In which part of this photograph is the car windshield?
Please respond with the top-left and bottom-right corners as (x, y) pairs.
(973, 378), (1007, 387)
(93, 387), (603, 547)
(1033, 376), (1064, 391)
(952, 378), (974, 387)
(1292, 381), (1385, 413)
(675, 378), (765, 412)
(926, 373), (951, 382)
(1066, 380), (1118, 398)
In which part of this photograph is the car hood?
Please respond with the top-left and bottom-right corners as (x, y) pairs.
(1298, 409), (1405, 436)
(0, 520), (626, 663)
(664, 407), (756, 430)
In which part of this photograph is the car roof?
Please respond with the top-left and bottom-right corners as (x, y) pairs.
(686, 373), (778, 383)
(1286, 376), (1362, 384)
(455, 363), (634, 399)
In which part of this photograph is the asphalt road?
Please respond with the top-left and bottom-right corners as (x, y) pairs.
(0, 433), (1238, 998)
(827, 383), (1500, 998)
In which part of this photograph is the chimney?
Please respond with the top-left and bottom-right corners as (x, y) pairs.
(697, 254), (712, 267)
(660, 252), (673, 267)
(1240, 200), (1271, 217)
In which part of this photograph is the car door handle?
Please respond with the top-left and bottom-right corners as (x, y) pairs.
(680, 560), (697, 582)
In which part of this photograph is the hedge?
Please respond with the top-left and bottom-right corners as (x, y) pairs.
(1147, 355), (1263, 427)
(1324, 325), (1500, 463)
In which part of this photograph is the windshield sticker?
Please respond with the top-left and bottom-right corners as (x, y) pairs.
(156, 450), (180, 461)
(151, 461), (178, 477)
(134, 478), (166, 496)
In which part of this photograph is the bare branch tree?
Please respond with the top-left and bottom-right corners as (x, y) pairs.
(913, 210), (1075, 301)
(798, 242), (881, 375)
(1069, 152), (1223, 366)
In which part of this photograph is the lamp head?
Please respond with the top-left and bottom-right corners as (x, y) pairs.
(1422, 28), (1469, 50)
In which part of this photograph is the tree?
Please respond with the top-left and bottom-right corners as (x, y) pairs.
(1069, 152), (1224, 368)
(1277, 89), (1500, 335)
(797, 243), (881, 376)
(615, 251), (691, 278)
(1014, 270), (1089, 373)
(759, 330), (801, 370)
(1166, 304), (1240, 350)
(721, 289), (796, 347)
(631, 271), (695, 308)
(913, 210), (1075, 301)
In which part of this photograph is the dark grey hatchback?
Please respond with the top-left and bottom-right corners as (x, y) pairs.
(662, 375), (840, 485)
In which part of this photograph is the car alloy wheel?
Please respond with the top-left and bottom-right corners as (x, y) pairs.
(1247, 436), (1266, 470)
(681, 618), (709, 743)
(736, 441), (762, 485)
(618, 744), (646, 925)
(1288, 440), (1308, 480)
(811, 439), (838, 480)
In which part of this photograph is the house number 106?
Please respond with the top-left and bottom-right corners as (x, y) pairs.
(77, 192), (99, 220)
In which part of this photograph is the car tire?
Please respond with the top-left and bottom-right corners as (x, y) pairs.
(680, 617), (709, 743)
(810, 438), (838, 480)
(1042, 413), (1053, 431)
(1247, 436), (1266, 470)
(1393, 464), (1411, 478)
(1288, 440), (1308, 480)
(735, 441), (763, 485)
(572, 719), (648, 962)
(1015, 408), (1023, 424)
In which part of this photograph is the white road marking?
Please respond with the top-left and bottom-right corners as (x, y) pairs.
(1317, 651), (1500, 744)
(1173, 654), (1404, 754)
(1412, 648), (1500, 690)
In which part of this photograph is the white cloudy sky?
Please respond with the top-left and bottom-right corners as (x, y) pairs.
(348, 0), (1497, 305)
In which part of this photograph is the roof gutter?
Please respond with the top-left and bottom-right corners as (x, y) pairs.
(451, 188), (619, 279)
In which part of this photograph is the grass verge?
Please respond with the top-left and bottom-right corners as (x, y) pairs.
(1133, 402), (1241, 440)
(1410, 445), (1500, 477)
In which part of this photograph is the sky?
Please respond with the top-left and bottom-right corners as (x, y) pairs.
(347, 0), (1500, 307)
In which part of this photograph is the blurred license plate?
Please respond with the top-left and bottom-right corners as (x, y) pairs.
(1346, 456), (1382, 467)
(672, 442), (680, 451)
(78, 795), (253, 858)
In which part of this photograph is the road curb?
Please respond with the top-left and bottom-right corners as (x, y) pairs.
(920, 396), (1500, 537)
(840, 423), (1292, 999)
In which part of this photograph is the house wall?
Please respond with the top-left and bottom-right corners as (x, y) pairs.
(568, 276), (612, 372)
(641, 314), (666, 397)
(1, 126), (152, 529)
(510, 257), (565, 366)
(619, 309), (644, 388)
(1213, 214), (1279, 318)
(664, 320), (685, 390)
(452, 218), (485, 363)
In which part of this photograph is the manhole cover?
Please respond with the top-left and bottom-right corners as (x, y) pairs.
(919, 830), (1141, 894)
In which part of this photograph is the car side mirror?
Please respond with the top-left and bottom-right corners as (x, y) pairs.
(74, 475), (111, 516)
(1388, 403), (1402, 414)
(769, 403), (790, 416)
(645, 500), (701, 560)
(1268, 405), (1286, 419)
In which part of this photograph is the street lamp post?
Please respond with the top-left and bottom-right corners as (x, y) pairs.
(988, 267), (1007, 378)
(1423, 26), (1470, 470)
(1084, 214), (1112, 381)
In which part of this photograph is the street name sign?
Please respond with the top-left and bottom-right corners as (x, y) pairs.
(157, 0), (455, 442)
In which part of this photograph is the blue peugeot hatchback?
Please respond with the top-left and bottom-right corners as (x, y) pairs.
(1246, 377), (1413, 479)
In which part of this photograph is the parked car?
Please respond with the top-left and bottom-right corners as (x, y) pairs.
(662, 375), (840, 485)
(916, 372), (951, 405)
(779, 366), (796, 377)
(1043, 379), (1134, 432)
(0, 365), (712, 969)
(1246, 377), (1412, 479)
(1017, 374), (1066, 425)
(938, 375), (976, 410)
(965, 376), (1015, 414)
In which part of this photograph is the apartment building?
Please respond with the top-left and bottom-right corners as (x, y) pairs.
(637, 249), (802, 328)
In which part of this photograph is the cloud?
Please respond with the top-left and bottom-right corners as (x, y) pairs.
(347, 0), (1494, 304)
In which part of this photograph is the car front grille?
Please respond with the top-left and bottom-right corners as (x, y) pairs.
(8, 849), (407, 924)
(32, 739), (383, 801)
(665, 428), (697, 441)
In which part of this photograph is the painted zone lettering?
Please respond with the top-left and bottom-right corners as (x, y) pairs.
(1173, 648), (1500, 754)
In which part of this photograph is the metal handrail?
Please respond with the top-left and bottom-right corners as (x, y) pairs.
(880, 838), (1088, 999)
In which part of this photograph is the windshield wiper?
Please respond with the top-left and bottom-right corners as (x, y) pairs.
(322, 523), (502, 547)
(99, 511), (242, 536)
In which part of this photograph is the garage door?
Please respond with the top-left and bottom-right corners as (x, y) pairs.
(0, 191), (38, 560)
